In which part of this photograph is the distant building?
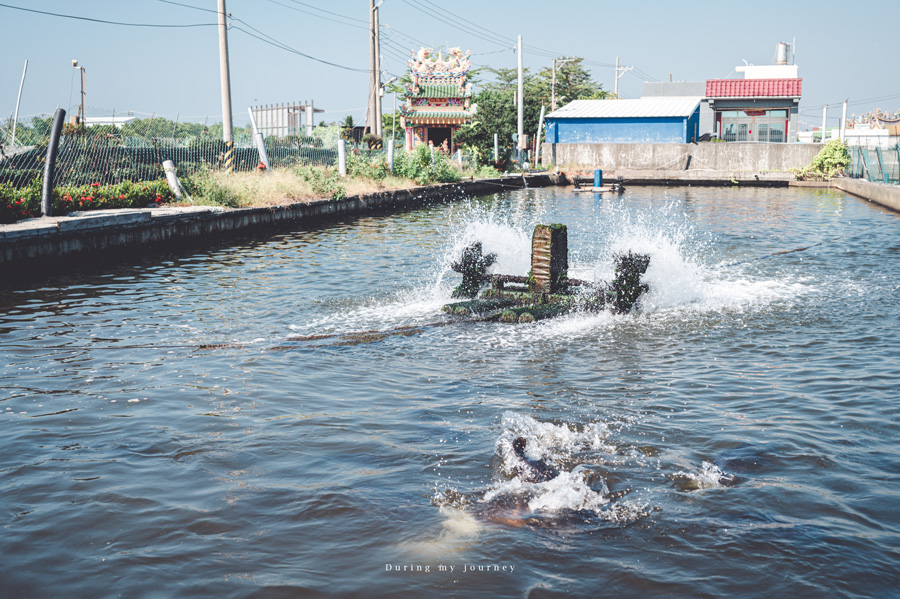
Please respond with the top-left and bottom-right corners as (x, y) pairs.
(250, 101), (323, 138)
(82, 114), (138, 128)
(705, 43), (802, 142)
(546, 42), (802, 146)
(543, 96), (702, 144)
(401, 47), (477, 152)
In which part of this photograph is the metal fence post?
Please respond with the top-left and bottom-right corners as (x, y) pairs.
(387, 140), (394, 172)
(41, 108), (66, 217)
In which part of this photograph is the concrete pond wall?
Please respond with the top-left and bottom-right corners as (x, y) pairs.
(834, 178), (900, 214)
(0, 175), (558, 281)
(544, 142), (825, 177)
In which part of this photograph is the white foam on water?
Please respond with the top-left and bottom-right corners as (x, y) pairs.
(283, 197), (822, 344)
(481, 469), (610, 514)
(397, 505), (482, 558)
(497, 412), (614, 468)
(672, 460), (735, 491)
(474, 413), (616, 516)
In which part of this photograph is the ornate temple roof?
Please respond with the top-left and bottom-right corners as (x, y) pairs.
(402, 47), (477, 129)
(404, 109), (476, 120)
(407, 84), (472, 99)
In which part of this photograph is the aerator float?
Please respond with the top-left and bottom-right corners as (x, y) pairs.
(442, 224), (651, 323)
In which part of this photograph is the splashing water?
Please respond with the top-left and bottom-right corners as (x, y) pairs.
(286, 197), (816, 344)
(672, 461), (737, 491)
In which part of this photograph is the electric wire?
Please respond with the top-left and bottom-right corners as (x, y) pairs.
(262, 0), (368, 30)
(230, 25), (369, 73)
(0, 2), (216, 27)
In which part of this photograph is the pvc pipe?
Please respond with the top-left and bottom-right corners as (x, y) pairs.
(163, 160), (185, 202)
(41, 108), (66, 216)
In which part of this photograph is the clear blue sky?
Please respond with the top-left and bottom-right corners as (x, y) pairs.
(2, 0), (898, 131)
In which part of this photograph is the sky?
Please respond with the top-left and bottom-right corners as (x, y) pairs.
(2, 0), (899, 132)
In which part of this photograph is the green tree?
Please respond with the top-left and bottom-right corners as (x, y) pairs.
(454, 59), (608, 166)
(533, 58), (610, 108)
(454, 67), (542, 166)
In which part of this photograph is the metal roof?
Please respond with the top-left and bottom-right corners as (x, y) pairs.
(706, 78), (802, 98)
(546, 96), (702, 119)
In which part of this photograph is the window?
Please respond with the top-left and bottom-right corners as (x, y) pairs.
(718, 108), (789, 143)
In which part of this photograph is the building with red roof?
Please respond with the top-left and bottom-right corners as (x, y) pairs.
(705, 45), (802, 142)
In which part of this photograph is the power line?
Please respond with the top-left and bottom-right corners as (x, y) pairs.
(380, 24), (429, 51)
(278, 0), (368, 25)
(417, 0), (514, 44)
(262, 0), (367, 30)
(399, 0), (510, 48)
(156, 0), (217, 14)
(231, 26), (369, 73)
(0, 2), (216, 27)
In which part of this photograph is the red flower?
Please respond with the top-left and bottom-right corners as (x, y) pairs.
(119, 194), (126, 199)
(91, 182), (100, 187)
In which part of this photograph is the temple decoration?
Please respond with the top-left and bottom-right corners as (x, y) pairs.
(401, 47), (477, 153)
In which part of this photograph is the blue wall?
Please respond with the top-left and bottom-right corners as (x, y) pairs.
(546, 109), (701, 144)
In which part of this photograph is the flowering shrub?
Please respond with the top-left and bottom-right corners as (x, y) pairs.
(0, 178), (174, 224)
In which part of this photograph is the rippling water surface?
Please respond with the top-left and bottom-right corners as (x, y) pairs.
(2, 186), (899, 598)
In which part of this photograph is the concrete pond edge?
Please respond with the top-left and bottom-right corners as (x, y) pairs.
(1, 172), (896, 283)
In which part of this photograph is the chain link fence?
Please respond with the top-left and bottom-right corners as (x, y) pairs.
(0, 109), (348, 190)
(847, 145), (900, 185)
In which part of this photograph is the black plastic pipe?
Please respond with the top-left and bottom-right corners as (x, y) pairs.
(41, 108), (66, 217)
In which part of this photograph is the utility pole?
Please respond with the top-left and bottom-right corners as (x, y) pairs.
(217, 0), (234, 173)
(517, 35), (524, 158)
(368, 0), (383, 136)
(614, 57), (633, 99)
(552, 56), (575, 111)
(374, 3), (382, 138)
(840, 99), (848, 143)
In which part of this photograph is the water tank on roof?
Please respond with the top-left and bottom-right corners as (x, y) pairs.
(775, 42), (790, 65)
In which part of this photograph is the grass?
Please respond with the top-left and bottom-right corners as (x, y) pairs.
(182, 155), (502, 209)
(184, 168), (430, 208)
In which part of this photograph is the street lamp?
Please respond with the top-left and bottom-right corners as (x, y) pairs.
(72, 59), (86, 125)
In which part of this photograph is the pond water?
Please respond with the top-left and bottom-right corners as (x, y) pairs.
(2, 186), (899, 598)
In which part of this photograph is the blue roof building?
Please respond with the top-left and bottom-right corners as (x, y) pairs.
(544, 96), (702, 144)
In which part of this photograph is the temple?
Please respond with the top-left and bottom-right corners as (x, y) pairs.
(401, 47), (477, 153)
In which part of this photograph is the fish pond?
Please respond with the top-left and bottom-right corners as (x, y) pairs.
(1, 185), (899, 598)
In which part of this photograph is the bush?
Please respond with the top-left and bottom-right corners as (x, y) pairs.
(182, 168), (242, 207)
(345, 148), (390, 181)
(296, 165), (346, 201)
(392, 144), (461, 186)
(795, 140), (850, 180)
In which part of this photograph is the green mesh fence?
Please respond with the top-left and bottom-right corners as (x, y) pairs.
(0, 111), (347, 190)
(848, 145), (900, 185)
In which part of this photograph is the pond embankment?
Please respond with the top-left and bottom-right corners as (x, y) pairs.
(2, 171), (895, 283)
(0, 174), (559, 280)
(833, 178), (900, 214)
